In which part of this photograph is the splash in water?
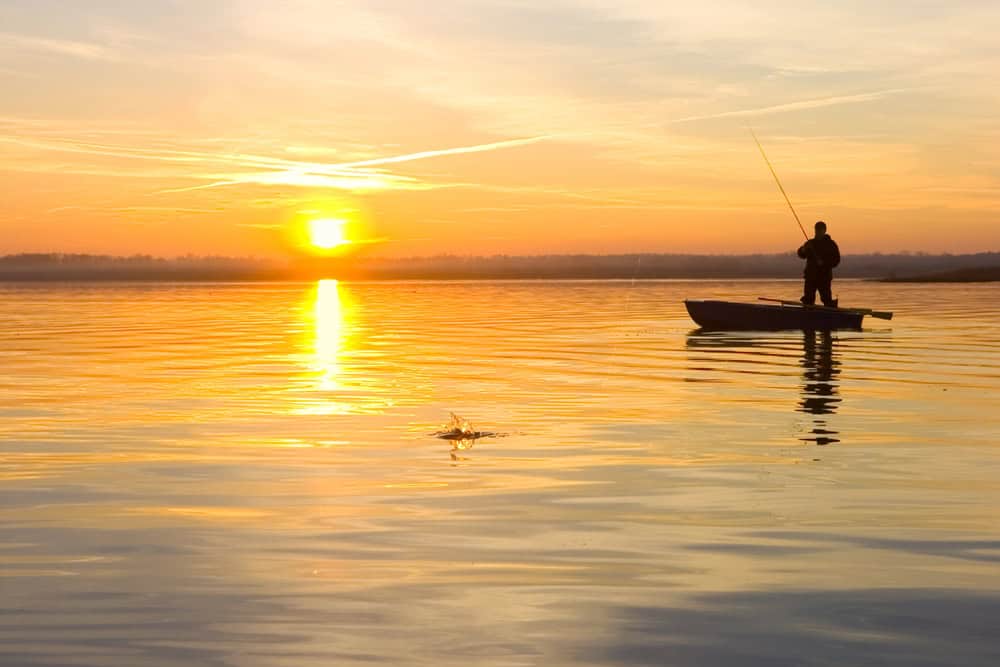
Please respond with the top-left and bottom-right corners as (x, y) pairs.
(433, 413), (503, 458)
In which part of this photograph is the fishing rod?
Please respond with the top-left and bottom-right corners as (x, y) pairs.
(749, 127), (810, 243)
(750, 126), (833, 296)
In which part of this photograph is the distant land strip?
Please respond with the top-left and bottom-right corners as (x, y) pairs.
(1, 252), (999, 282)
(879, 265), (1000, 282)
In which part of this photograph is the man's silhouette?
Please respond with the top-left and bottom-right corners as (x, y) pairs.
(797, 220), (840, 307)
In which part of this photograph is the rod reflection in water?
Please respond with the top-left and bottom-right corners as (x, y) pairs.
(798, 330), (841, 445)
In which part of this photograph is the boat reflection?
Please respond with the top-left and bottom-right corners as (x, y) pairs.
(685, 329), (843, 446)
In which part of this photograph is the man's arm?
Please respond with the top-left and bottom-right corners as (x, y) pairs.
(829, 240), (841, 268)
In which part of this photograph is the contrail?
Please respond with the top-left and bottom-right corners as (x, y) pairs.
(333, 136), (551, 169)
(671, 89), (907, 124)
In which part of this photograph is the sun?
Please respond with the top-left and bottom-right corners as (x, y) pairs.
(309, 218), (350, 249)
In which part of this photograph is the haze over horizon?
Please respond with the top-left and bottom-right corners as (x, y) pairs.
(2, 1), (999, 258)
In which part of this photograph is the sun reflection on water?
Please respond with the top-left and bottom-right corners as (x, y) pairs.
(295, 280), (397, 417)
(294, 279), (359, 416)
(313, 279), (347, 391)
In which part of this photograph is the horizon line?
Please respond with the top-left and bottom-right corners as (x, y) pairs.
(2, 250), (1000, 261)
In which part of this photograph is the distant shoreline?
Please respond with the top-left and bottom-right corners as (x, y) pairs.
(879, 266), (1000, 283)
(1, 252), (999, 282)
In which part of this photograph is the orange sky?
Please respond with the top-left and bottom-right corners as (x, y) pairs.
(2, 1), (999, 258)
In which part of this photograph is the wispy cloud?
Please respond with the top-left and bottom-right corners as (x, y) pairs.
(0, 32), (118, 61)
(670, 89), (909, 124)
(0, 66), (33, 78)
(155, 171), (418, 194)
(46, 204), (226, 215)
(2, 134), (550, 193)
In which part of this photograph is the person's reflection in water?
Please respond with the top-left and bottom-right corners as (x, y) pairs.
(799, 330), (841, 445)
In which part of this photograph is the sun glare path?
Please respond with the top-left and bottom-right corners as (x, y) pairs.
(314, 279), (345, 392)
(291, 279), (359, 417)
(309, 218), (349, 249)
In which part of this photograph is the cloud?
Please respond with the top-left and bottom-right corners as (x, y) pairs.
(155, 171), (414, 194)
(152, 137), (549, 193)
(2, 133), (548, 193)
(0, 66), (33, 78)
(45, 204), (226, 216)
(0, 32), (118, 61)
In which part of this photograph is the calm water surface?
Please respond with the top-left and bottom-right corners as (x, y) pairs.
(2, 280), (999, 666)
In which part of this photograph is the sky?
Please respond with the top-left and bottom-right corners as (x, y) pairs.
(1, 0), (999, 258)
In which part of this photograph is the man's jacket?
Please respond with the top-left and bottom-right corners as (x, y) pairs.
(797, 235), (840, 278)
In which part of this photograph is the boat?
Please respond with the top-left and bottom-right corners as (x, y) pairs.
(685, 299), (869, 330)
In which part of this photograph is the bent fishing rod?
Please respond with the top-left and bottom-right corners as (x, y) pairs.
(749, 127), (810, 243)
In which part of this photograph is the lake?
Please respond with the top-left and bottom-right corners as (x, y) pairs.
(2, 280), (999, 666)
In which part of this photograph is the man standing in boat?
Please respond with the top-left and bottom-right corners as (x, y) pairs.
(798, 221), (840, 308)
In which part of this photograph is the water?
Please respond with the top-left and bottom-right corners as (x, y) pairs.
(2, 280), (999, 666)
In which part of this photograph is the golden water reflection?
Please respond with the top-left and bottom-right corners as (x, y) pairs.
(4, 283), (1000, 666)
(296, 279), (359, 416)
(295, 279), (400, 417)
(313, 279), (350, 391)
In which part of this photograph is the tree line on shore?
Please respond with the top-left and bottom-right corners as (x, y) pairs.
(1, 251), (998, 281)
